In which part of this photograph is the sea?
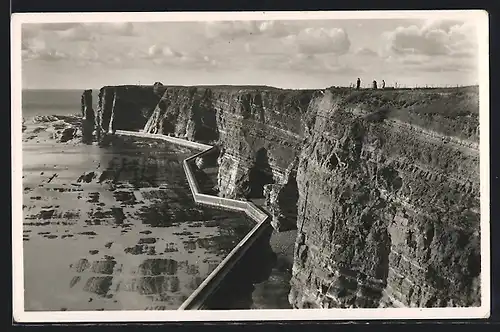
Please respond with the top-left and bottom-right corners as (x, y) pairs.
(20, 89), (259, 311)
(22, 89), (98, 120)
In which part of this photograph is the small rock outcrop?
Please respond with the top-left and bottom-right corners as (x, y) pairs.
(81, 89), (95, 144)
(57, 127), (76, 142)
(194, 156), (205, 170)
(77, 171), (97, 183)
(264, 169), (299, 232)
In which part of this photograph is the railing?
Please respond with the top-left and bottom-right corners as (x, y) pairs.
(115, 130), (213, 151)
(114, 129), (270, 310)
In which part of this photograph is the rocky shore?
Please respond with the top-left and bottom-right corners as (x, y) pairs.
(22, 116), (254, 311)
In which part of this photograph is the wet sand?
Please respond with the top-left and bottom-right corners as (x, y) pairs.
(22, 117), (254, 311)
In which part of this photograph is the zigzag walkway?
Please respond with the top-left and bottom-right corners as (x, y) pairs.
(114, 130), (271, 310)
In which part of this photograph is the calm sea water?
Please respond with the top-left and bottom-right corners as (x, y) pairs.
(21, 89), (255, 311)
(22, 89), (100, 119)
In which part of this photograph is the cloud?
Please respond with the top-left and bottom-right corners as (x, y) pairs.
(59, 23), (136, 41)
(384, 53), (430, 65)
(354, 47), (378, 57)
(179, 53), (218, 67)
(205, 21), (259, 39)
(23, 22), (136, 44)
(76, 44), (100, 62)
(204, 20), (291, 40)
(99, 22), (135, 36)
(57, 25), (95, 41)
(259, 53), (359, 76)
(383, 52), (476, 74)
(22, 38), (68, 62)
(417, 61), (477, 73)
(147, 44), (182, 58)
(257, 21), (290, 37)
(31, 23), (81, 31)
(282, 27), (351, 55)
(143, 44), (217, 68)
(383, 19), (477, 58)
(21, 35), (102, 64)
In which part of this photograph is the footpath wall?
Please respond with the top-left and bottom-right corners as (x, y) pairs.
(115, 130), (270, 310)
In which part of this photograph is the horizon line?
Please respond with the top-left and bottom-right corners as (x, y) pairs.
(21, 83), (480, 91)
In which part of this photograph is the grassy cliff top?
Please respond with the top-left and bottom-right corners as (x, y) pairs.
(330, 86), (480, 142)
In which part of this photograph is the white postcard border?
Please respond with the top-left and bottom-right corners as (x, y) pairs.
(11, 9), (491, 322)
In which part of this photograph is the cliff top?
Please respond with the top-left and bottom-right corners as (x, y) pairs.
(96, 84), (480, 143)
(100, 84), (317, 93)
(101, 84), (478, 93)
(325, 86), (480, 143)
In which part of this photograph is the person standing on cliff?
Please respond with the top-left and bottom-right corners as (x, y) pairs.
(372, 80), (378, 89)
(356, 78), (361, 90)
(381, 80), (386, 89)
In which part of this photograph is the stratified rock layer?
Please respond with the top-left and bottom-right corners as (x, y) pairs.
(95, 85), (165, 142)
(81, 89), (94, 144)
(290, 88), (480, 308)
(144, 86), (313, 200)
(91, 85), (481, 308)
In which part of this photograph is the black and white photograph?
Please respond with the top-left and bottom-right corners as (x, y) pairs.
(11, 10), (490, 322)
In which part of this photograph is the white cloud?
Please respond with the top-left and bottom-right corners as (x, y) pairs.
(205, 21), (259, 39)
(21, 34), (101, 64)
(147, 44), (182, 58)
(383, 52), (476, 74)
(22, 39), (68, 62)
(383, 19), (477, 58)
(419, 61), (477, 73)
(257, 20), (290, 37)
(99, 22), (135, 36)
(180, 53), (218, 67)
(144, 44), (217, 68)
(354, 47), (378, 57)
(384, 53), (431, 65)
(260, 53), (359, 75)
(282, 27), (351, 55)
(30, 23), (81, 31)
(204, 20), (291, 40)
(23, 22), (137, 44)
(57, 25), (95, 41)
(382, 18), (480, 75)
(76, 44), (99, 61)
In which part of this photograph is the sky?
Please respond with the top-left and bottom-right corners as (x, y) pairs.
(20, 17), (481, 90)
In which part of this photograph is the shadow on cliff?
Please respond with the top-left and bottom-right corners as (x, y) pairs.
(203, 225), (279, 309)
(246, 148), (275, 199)
(192, 91), (219, 144)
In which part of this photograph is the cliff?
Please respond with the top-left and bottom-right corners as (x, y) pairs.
(81, 89), (94, 144)
(94, 85), (166, 141)
(290, 88), (480, 308)
(143, 86), (314, 204)
(85, 84), (481, 308)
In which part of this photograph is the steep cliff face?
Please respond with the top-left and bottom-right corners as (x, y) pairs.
(96, 85), (165, 141)
(81, 89), (94, 144)
(289, 88), (480, 308)
(90, 84), (481, 308)
(144, 87), (219, 143)
(143, 86), (314, 200)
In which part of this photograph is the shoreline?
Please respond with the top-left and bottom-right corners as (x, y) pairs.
(22, 115), (258, 311)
